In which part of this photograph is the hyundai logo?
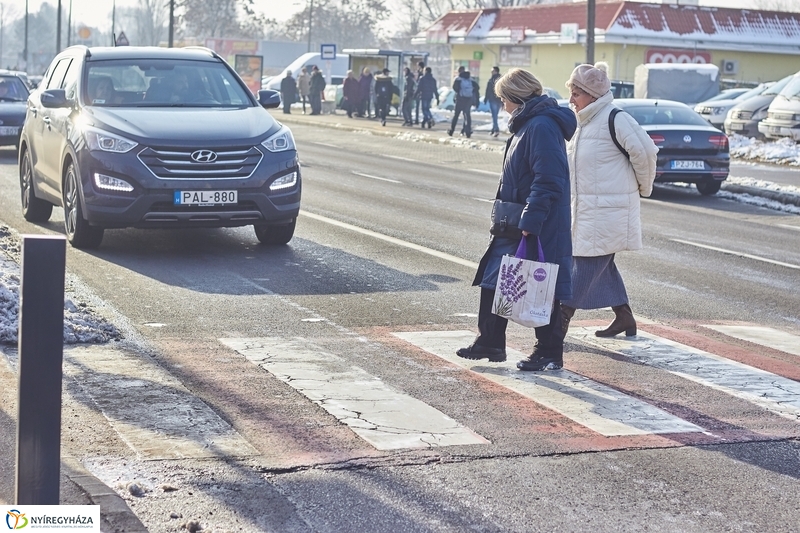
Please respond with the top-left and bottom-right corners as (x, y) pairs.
(683, 135), (692, 143)
(190, 149), (218, 163)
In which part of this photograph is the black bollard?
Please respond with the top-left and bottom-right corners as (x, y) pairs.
(15, 235), (66, 505)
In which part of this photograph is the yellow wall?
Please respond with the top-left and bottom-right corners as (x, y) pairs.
(452, 42), (800, 90)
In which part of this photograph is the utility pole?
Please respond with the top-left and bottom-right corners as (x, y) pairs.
(111, 0), (116, 45)
(306, 0), (313, 53)
(586, 0), (595, 65)
(168, 0), (174, 47)
(67, 0), (72, 47)
(56, 0), (62, 54)
(1, 5), (4, 70)
(24, 0), (28, 70)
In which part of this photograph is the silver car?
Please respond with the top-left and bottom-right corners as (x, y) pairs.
(724, 74), (793, 139)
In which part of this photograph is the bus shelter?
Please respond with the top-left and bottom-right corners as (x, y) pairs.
(342, 49), (430, 104)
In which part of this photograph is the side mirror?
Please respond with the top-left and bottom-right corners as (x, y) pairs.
(258, 89), (281, 109)
(41, 89), (70, 109)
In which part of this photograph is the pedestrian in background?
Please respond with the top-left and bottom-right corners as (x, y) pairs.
(456, 68), (576, 372)
(308, 65), (325, 115)
(374, 68), (395, 126)
(449, 66), (479, 138)
(358, 67), (374, 118)
(416, 66), (439, 129)
(297, 67), (310, 114)
(402, 67), (416, 126)
(414, 60), (425, 124)
(279, 70), (297, 114)
(485, 66), (503, 136)
(561, 62), (658, 338)
(342, 70), (360, 118)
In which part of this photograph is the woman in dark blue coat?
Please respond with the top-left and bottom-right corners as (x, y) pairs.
(457, 68), (577, 371)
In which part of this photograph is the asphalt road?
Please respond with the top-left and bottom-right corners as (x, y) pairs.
(0, 123), (798, 533)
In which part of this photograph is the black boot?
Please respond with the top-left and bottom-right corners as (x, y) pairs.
(561, 305), (576, 336)
(517, 344), (563, 371)
(595, 304), (637, 337)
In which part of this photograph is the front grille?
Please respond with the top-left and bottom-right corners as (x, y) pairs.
(138, 145), (263, 180)
(731, 110), (753, 120)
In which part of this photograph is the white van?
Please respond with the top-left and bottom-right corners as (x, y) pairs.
(264, 53), (350, 91)
(758, 70), (800, 141)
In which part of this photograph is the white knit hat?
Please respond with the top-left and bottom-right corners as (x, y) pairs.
(566, 63), (611, 98)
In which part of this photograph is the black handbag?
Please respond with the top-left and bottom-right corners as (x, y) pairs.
(489, 200), (525, 238)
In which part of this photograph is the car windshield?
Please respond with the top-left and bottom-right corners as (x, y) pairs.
(704, 89), (748, 102)
(762, 75), (793, 96)
(0, 75), (30, 101)
(737, 84), (770, 101)
(85, 59), (253, 107)
(622, 104), (711, 126)
(777, 75), (800, 100)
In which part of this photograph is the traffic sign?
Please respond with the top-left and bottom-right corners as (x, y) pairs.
(320, 44), (336, 60)
(115, 32), (129, 47)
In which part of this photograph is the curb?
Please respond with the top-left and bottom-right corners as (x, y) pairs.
(721, 183), (800, 207)
(62, 456), (148, 533)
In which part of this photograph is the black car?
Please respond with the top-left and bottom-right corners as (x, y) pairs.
(0, 74), (30, 148)
(19, 45), (300, 249)
(614, 99), (729, 195)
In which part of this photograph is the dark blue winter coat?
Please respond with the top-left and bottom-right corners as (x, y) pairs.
(416, 72), (438, 100)
(473, 95), (577, 301)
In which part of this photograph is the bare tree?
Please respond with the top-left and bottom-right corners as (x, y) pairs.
(275, 0), (390, 50)
(133, 0), (167, 46)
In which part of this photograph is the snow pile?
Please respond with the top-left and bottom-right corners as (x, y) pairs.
(729, 135), (800, 166)
(0, 225), (122, 345)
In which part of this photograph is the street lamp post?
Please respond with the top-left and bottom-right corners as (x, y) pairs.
(67, 0), (72, 47)
(24, 0), (28, 69)
(56, 0), (62, 54)
(111, 0), (116, 45)
(168, 0), (174, 47)
(306, 0), (313, 53)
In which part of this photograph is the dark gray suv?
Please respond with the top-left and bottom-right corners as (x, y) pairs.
(19, 45), (300, 248)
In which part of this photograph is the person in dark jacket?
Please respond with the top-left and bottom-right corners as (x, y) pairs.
(456, 68), (577, 372)
(414, 60), (425, 124)
(415, 66), (439, 128)
(449, 66), (480, 138)
(402, 67), (416, 126)
(279, 70), (297, 114)
(374, 68), (395, 126)
(342, 70), (360, 118)
(308, 66), (326, 115)
(484, 66), (502, 136)
(358, 68), (374, 118)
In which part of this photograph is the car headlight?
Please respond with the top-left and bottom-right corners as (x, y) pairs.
(84, 127), (138, 153)
(261, 125), (296, 153)
(269, 171), (298, 191)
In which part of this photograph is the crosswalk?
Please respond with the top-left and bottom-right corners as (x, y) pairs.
(218, 322), (800, 453)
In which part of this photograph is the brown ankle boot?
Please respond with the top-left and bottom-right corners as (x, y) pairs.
(595, 304), (637, 337)
(561, 305), (576, 336)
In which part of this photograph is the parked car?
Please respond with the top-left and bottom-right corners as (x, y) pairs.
(0, 74), (30, 148)
(0, 69), (33, 89)
(724, 74), (794, 139)
(19, 45), (301, 249)
(758, 69), (800, 141)
(615, 99), (729, 195)
(694, 83), (771, 128)
(611, 80), (634, 99)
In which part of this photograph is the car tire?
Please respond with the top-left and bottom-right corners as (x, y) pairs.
(20, 148), (53, 222)
(63, 162), (104, 249)
(254, 219), (296, 245)
(696, 180), (722, 196)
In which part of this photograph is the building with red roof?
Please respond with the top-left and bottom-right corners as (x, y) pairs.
(414, 1), (800, 93)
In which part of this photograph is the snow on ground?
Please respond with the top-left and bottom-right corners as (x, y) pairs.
(729, 135), (800, 166)
(0, 225), (121, 345)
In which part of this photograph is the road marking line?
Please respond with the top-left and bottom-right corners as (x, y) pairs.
(671, 238), (800, 270)
(386, 155), (418, 162)
(61, 345), (258, 460)
(777, 224), (800, 232)
(393, 331), (703, 437)
(312, 141), (338, 148)
(470, 169), (497, 176)
(572, 327), (800, 421)
(351, 171), (402, 184)
(299, 211), (478, 269)
(473, 197), (494, 203)
(221, 337), (490, 450)
(702, 325), (800, 357)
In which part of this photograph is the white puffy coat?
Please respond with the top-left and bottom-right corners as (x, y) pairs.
(566, 92), (658, 257)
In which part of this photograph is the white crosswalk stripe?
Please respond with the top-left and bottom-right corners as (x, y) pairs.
(221, 337), (490, 450)
(393, 330), (704, 437)
(702, 325), (800, 358)
(572, 327), (800, 421)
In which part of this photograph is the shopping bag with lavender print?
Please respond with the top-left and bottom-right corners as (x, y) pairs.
(491, 237), (558, 328)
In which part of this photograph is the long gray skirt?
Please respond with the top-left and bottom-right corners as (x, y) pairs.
(560, 254), (628, 310)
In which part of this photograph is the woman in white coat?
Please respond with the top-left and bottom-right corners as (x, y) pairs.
(562, 63), (658, 337)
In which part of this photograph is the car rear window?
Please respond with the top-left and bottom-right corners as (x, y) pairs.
(85, 58), (254, 107)
(622, 105), (710, 126)
(0, 75), (30, 101)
